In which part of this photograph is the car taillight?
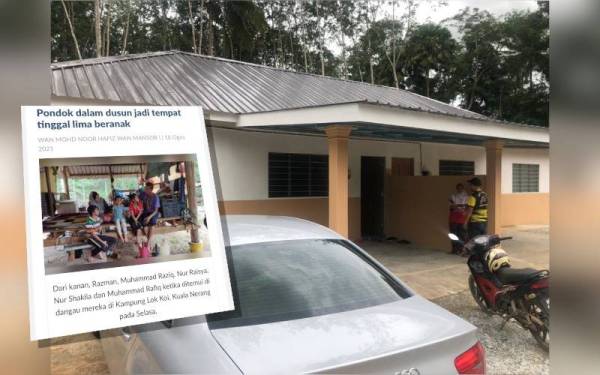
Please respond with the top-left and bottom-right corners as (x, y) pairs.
(454, 341), (486, 374)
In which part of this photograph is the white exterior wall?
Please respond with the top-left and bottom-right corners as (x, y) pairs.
(209, 127), (539, 200)
(51, 97), (549, 199)
(348, 140), (487, 196)
(420, 143), (486, 176)
(348, 138), (419, 197)
(209, 127), (328, 201)
(501, 148), (550, 193)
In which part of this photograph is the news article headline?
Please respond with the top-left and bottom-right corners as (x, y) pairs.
(23, 105), (234, 340)
(36, 108), (182, 131)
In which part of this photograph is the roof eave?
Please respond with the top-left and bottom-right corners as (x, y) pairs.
(236, 102), (549, 145)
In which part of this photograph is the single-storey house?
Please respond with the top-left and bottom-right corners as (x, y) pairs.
(50, 51), (549, 251)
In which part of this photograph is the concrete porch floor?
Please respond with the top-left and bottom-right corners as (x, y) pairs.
(361, 225), (550, 300)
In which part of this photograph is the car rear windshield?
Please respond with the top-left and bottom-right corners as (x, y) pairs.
(207, 239), (409, 329)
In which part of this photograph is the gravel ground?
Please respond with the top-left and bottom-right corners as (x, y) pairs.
(50, 333), (109, 375)
(434, 290), (549, 375)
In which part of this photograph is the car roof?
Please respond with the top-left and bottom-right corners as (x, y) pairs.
(221, 215), (344, 247)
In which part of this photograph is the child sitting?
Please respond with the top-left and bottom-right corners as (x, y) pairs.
(85, 205), (117, 262)
(112, 196), (128, 243)
(128, 193), (144, 246)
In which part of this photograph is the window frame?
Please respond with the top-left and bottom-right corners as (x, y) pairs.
(512, 163), (540, 193)
(438, 159), (475, 176)
(268, 152), (328, 198)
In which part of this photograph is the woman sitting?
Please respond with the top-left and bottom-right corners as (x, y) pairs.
(88, 191), (108, 216)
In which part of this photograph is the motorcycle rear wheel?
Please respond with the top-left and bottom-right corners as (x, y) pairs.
(528, 292), (550, 351)
(468, 275), (491, 315)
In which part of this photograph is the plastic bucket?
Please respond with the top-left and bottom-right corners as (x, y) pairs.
(189, 241), (203, 253)
(138, 244), (151, 258)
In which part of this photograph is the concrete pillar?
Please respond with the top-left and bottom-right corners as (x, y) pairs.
(43, 167), (55, 215)
(63, 167), (70, 200)
(485, 139), (503, 234)
(325, 125), (352, 237)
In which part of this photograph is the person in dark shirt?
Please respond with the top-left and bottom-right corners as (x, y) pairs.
(139, 182), (161, 245)
(464, 177), (489, 239)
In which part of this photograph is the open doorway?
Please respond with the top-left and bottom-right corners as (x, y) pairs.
(361, 156), (385, 239)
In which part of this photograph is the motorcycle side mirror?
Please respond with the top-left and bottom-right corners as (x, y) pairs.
(448, 233), (460, 241)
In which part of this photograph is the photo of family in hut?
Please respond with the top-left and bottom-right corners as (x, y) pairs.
(40, 154), (209, 275)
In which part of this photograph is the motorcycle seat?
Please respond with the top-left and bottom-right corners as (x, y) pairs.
(495, 267), (546, 284)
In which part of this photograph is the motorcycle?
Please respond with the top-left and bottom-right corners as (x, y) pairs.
(448, 233), (550, 351)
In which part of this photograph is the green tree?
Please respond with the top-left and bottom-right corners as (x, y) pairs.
(498, 6), (549, 125)
(402, 23), (458, 101)
(347, 19), (404, 87)
(449, 8), (504, 114)
(51, 1), (95, 61)
(447, 3), (549, 125)
(222, 1), (268, 61)
(358, 0), (384, 84)
(50, 1), (548, 126)
(332, 0), (357, 78)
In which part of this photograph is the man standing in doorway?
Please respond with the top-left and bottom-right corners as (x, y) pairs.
(448, 183), (469, 254)
(464, 177), (488, 239)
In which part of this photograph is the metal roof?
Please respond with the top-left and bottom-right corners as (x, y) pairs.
(51, 51), (492, 122)
(65, 164), (142, 177)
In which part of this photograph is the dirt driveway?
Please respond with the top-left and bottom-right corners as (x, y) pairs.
(362, 225), (550, 375)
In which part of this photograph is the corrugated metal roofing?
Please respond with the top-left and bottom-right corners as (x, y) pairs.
(65, 164), (142, 177)
(51, 51), (492, 122)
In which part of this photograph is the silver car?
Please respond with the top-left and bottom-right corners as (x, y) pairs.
(101, 215), (485, 374)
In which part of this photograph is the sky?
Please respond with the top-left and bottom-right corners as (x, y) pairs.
(328, 0), (539, 54)
(414, 0), (538, 24)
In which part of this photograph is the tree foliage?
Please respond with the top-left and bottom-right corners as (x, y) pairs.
(403, 23), (458, 101)
(51, 0), (549, 126)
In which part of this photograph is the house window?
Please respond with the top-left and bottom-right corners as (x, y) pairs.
(439, 160), (475, 176)
(513, 163), (539, 192)
(268, 153), (328, 198)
